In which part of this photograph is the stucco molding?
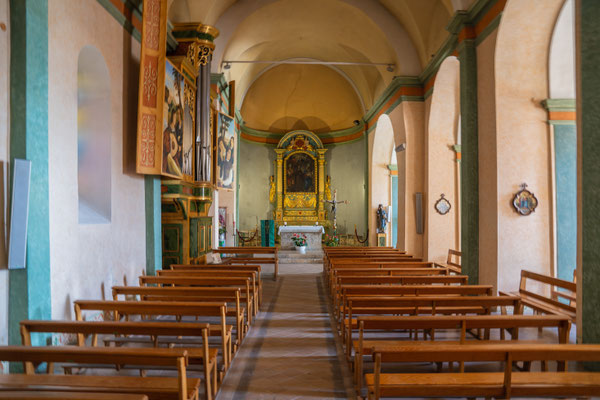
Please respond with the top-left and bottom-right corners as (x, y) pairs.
(542, 98), (577, 112)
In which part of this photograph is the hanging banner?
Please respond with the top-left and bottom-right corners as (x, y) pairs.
(135, 0), (168, 175)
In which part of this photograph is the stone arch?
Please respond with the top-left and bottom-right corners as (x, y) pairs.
(425, 56), (460, 263)
(77, 45), (111, 224)
(493, 0), (565, 292)
(368, 114), (394, 246)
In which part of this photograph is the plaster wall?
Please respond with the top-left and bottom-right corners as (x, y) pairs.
(0, 0), (8, 350)
(368, 115), (394, 246)
(389, 102), (424, 258)
(549, 0), (576, 99)
(477, 29), (499, 293)
(494, 0), (562, 292)
(218, 189), (236, 246)
(238, 140), (274, 231)
(426, 57), (460, 263)
(48, 0), (145, 320)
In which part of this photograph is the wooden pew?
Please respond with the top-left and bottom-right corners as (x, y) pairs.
(0, 393), (148, 400)
(212, 247), (278, 281)
(342, 295), (521, 355)
(73, 300), (232, 372)
(336, 284), (494, 321)
(0, 346), (198, 400)
(354, 314), (572, 394)
(112, 286), (246, 346)
(156, 270), (259, 316)
(20, 320), (216, 400)
(139, 275), (254, 326)
(500, 269), (576, 322)
(366, 343), (600, 400)
(325, 256), (421, 276)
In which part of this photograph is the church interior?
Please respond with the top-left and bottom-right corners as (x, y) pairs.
(1, 0), (600, 398)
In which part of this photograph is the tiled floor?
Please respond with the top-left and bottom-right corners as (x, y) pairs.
(216, 273), (355, 400)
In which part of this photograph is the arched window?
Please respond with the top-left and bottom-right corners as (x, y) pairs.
(77, 45), (111, 224)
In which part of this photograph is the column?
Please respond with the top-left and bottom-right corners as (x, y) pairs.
(576, 0), (600, 346)
(8, 0), (51, 350)
(451, 12), (479, 284)
(275, 149), (284, 220)
(145, 176), (162, 275)
(317, 149), (327, 220)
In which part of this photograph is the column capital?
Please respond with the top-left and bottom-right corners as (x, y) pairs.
(172, 23), (219, 68)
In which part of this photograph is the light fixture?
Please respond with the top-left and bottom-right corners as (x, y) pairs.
(223, 62), (231, 70)
(386, 64), (394, 72)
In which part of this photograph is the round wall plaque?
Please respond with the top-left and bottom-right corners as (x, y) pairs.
(434, 194), (451, 215)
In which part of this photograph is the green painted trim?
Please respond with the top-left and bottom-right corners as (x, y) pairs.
(475, 13), (502, 46)
(9, 0), (51, 354)
(468, 0), (500, 26)
(172, 30), (215, 42)
(419, 35), (459, 85)
(447, 10), (470, 35)
(364, 76), (422, 122)
(144, 176), (162, 276)
(542, 98), (577, 112)
(384, 95), (425, 116)
(96, 0), (141, 43)
(235, 109), (244, 125)
(211, 73), (228, 90)
(387, 164), (398, 171)
(240, 125), (283, 142)
(166, 21), (178, 53)
(453, 144), (462, 153)
(424, 87), (434, 100)
(549, 120), (577, 126)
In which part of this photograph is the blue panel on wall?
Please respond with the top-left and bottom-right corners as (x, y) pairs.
(554, 125), (577, 282)
(261, 220), (275, 247)
(391, 176), (398, 247)
(8, 159), (31, 269)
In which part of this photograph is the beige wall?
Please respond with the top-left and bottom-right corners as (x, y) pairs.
(389, 101), (424, 258)
(48, 0), (145, 320)
(494, 0), (563, 292)
(0, 0), (8, 350)
(425, 57), (460, 263)
(218, 189), (236, 247)
(478, 29), (500, 293)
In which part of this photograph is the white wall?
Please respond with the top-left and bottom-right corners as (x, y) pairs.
(0, 0), (9, 352)
(48, 0), (145, 320)
(549, 0), (575, 99)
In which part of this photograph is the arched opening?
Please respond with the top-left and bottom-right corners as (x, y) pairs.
(426, 56), (460, 263)
(77, 45), (111, 224)
(369, 114), (394, 246)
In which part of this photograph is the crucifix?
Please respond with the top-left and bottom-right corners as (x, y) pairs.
(322, 189), (349, 231)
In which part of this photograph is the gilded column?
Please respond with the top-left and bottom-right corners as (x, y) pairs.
(275, 149), (285, 220)
(317, 149), (327, 220)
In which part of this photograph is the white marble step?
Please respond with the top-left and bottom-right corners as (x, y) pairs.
(277, 249), (324, 264)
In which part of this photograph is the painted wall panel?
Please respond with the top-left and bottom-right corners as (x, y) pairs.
(48, 0), (145, 320)
(0, 0), (9, 351)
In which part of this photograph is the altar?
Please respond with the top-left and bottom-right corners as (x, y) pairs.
(278, 225), (324, 250)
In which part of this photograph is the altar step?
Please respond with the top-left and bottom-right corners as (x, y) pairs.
(278, 249), (324, 265)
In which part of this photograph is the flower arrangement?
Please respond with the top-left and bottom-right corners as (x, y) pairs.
(291, 233), (307, 247)
(325, 233), (340, 247)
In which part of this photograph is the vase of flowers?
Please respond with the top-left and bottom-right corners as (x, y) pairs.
(291, 233), (307, 254)
(325, 233), (340, 247)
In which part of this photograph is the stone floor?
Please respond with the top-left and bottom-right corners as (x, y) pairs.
(216, 273), (355, 400)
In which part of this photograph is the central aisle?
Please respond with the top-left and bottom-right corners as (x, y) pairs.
(216, 273), (355, 399)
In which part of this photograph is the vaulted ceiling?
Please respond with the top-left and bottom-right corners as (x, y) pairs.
(167, 0), (473, 135)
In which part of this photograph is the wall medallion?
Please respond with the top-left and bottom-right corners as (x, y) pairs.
(512, 183), (538, 216)
(434, 194), (451, 215)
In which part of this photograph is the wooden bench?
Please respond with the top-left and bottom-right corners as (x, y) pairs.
(156, 270), (260, 316)
(355, 314), (572, 394)
(500, 269), (576, 322)
(0, 346), (198, 400)
(19, 320), (216, 400)
(212, 247), (278, 281)
(0, 393), (148, 400)
(112, 286), (246, 346)
(73, 300), (232, 372)
(342, 295), (522, 356)
(139, 276), (254, 326)
(366, 343), (600, 400)
(337, 284), (494, 321)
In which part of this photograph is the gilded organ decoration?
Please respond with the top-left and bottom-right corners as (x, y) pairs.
(273, 131), (328, 226)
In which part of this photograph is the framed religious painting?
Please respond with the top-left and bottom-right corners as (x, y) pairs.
(216, 111), (235, 190)
(161, 59), (185, 178)
(512, 183), (538, 216)
(180, 68), (196, 181)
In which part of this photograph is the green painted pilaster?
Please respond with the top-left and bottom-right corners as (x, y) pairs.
(8, 0), (51, 352)
(145, 176), (162, 276)
(458, 37), (479, 284)
(578, 0), (600, 347)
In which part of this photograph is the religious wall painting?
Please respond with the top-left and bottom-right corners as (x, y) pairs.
(182, 79), (195, 178)
(285, 152), (316, 193)
(512, 183), (538, 216)
(217, 111), (235, 190)
(434, 194), (451, 215)
(162, 60), (184, 178)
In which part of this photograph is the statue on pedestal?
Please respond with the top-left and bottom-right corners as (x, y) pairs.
(376, 204), (388, 233)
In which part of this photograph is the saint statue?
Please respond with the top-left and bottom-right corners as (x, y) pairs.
(376, 204), (389, 233)
(269, 175), (276, 203)
(325, 175), (332, 201)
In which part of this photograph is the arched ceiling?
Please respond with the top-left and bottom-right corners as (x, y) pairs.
(168, 0), (455, 135)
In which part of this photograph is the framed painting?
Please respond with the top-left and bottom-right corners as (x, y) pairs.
(216, 111), (235, 190)
(181, 79), (195, 179)
(285, 152), (316, 193)
(161, 59), (184, 178)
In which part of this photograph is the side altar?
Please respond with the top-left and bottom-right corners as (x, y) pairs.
(270, 131), (329, 229)
(278, 225), (325, 250)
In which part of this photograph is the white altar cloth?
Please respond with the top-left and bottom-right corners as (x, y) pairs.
(278, 225), (324, 249)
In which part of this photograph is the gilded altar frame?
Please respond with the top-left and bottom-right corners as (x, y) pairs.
(273, 131), (328, 225)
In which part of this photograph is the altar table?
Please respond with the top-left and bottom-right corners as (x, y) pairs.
(278, 225), (325, 250)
